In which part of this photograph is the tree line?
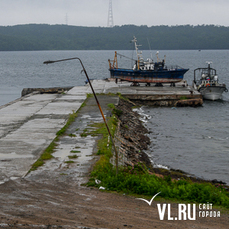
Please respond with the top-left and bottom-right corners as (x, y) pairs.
(0, 24), (228, 51)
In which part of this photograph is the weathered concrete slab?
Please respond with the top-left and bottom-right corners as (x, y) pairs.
(0, 79), (201, 184)
(91, 79), (202, 106)
(21, 86), (73, 97)
(0, 86), (90, 183)
(34, 95), (120, 185)
(102, 79), (199, 94)
(67, 86), (92, 95)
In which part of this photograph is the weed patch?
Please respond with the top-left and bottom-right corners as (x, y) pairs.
(29, 96), (89, 172)
(108, 103), (115, 109)
(29, 139), (57, 171)
(112, 108), (123, 117)
(65, 160), (75, 163)
(69, 133), (76, 137)
(87, 93), (93, 98)
(180, 96), (188, 100)
(71, 150), (81, 153)
(68, 155), (78, 159)
(90, 164), (229, 209)
(56, 111), (78, 137)
(88, 99), (229, 209)
(80, 133), (88, 137)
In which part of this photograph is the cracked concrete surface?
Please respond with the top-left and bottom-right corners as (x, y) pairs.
(0, 86), (89, 183)
(0, 80), (121, 184)
(0, 80), (200, 183)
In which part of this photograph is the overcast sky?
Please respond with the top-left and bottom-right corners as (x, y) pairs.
(0, 0), (229, 27)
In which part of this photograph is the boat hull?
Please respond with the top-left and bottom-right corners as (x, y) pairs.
(109, 68), (189, 84)
(199, 86), (226, 100)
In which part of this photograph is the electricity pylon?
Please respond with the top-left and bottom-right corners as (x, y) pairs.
(107, 0), (114, 27)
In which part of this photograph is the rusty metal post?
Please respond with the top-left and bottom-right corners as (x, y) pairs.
(44, 57), (119, 175)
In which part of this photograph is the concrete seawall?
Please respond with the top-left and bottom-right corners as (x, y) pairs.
(21, 86), (73, 97)
(0, 79), (202, 184)
(0, 85), (90, 183)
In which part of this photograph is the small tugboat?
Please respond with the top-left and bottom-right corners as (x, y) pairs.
(108, 36), (189, 86)
(193, 62), (228, 100)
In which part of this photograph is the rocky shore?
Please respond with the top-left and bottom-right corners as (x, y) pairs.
(114, 98), (229, 188)
(113, 99), (152, 168)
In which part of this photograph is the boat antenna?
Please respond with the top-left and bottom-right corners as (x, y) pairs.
(132, 36), (143, 69)
(147, 38), (153, 60)
(206, 61), (212, 77)
(206, 61), (212, 65)
(156, 51), (161, 62)
(132, 36), (142, 59)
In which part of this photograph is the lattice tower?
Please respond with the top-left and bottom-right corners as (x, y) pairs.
(107, 0), (114, 27)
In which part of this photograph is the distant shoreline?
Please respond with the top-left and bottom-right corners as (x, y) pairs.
(0, 24), (229, 51)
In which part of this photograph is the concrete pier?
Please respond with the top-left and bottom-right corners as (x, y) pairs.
(0, 86), (90, 183)
(0, 79), (202, 183)
(103, 79), (202, 106)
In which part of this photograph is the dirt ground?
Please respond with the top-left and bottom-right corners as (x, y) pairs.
(0, 96), (228, 229)
(0, 171), (229, 229)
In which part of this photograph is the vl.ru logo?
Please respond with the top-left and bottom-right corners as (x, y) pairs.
(137, 192), (161, 206)
(137, 193), (220, 220)
(137, 192), (196, 220)
(157, 203), (196, 220)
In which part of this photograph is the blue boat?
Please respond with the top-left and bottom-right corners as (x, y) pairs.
(108, 37), (189, 86)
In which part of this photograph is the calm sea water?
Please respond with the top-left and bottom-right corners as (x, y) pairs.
(0, 50), (229, 184)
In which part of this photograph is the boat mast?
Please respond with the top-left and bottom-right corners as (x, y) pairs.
(132, 36), (142, 70)
(108, 51), (118, 69)
(207, 61), (212, 77)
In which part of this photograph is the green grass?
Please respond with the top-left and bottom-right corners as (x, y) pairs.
(69, 133), (76, 137)
(68, 155), (78, 159)
(180, 96), (188, 100)
(90, 161), (229, 209)
(29, 139), (57, 171)
(70, 150), (81, 153)
(28, 96), (117, 172)
(29, 98), (88, 172)
(87, 93), (93, 98)
(108, 103), (115, 109)
(31, 159), (44, 170)
(65, 160), (75, 163)
(56, 111), (78, 136)
(80, 133), (88, 137)
(88, 100), (229, 209)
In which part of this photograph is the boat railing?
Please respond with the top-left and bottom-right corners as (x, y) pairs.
(198, 79), (219, 86)
(167, 65), (184, 70)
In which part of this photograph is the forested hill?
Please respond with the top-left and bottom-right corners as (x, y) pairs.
(0, 24), (229, 51)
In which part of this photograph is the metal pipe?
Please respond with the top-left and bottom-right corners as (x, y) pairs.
(44, 57), (119, 175)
